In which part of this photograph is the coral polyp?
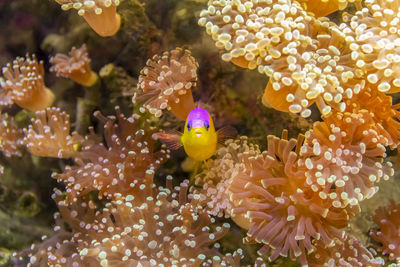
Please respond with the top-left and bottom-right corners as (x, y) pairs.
(54, 0), (122, 37)
(24, 107), (83, 158)
(135, 48), (198, 120)
(0, 55), (54, 111)
(50, 44), (99, 87)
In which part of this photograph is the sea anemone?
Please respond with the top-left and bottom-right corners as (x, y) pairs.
(25, 181), (243, 266)
(229, 131), (349, 266)
(54, 0), (121, 37)
(23, 190), (96, 266)
(0, 55), (54, 111)
(198, 0), (364, 117)
(297, 0), (362, 17)
(50, 44), (98, 87)
(74, 181), (236, 266)
(345, 83), (400, 149)
(299, 110), (394, 209)
(24, 212), (81, 266)
(134, 48), (197, 120)
(0, 112), (22, 157)
(53, 107), (169, 202)
(370, 199), (400, 261)
(342, 0), (400, 94)
(23, 107), (83, 158)
(192, 136), (261, 218)
(307, 234), (384, 267)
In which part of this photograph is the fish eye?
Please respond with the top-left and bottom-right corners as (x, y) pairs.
(204, 121), (209, 130)
(187, 123), (192, 131)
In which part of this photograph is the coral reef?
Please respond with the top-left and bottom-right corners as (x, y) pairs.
(1, 0), (400, 266)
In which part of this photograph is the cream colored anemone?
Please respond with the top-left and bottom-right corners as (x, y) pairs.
(0, 55), (54, 111)
(135, 48), (197, 120)
(55, 0), (121, 37)
(297, 0), (362, 17)
(198, 0), (364, 117)
(50, 44), (98, 86)
(342, 0), (400, 93)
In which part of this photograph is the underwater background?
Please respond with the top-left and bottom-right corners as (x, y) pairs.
(0, 0), (400, 266)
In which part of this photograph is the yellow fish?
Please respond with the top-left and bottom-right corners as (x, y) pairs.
(155, 103), (237, 161)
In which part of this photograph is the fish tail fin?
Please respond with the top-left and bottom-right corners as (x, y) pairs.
(217, 125), (238, 145)
(153, 130), (183, 150)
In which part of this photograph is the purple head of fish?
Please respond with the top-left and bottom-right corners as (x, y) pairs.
(187, 107), (210, 129)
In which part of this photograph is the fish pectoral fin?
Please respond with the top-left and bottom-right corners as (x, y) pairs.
(216, 125), (238, 145)
(153, 130), (183, 150)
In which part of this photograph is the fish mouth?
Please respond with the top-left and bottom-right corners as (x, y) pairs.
(193, 129), (202, 137)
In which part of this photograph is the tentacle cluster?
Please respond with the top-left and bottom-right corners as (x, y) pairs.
(53, 107), (169, 202)
(299, 111), (394, 209)
(135, 48), (198, 120)
(229, 131), (350, 266)
(24, 107), (83, 158)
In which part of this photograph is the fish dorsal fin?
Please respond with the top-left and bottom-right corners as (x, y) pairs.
(153, 130), (183, 150)
(216, 126), (238, 145)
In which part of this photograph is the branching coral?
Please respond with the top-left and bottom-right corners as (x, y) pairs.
(50, 44), (99, 87)
(198, 0), (364, 117)
(192, 136), (261, 218)
(229, 131), (350, 266)
(135, 48), (197, 120)
(53, 107), (169, 202)
(370, 199), (400, 261)
(342, 0), (400, 94)
(54, 0), (121, 37)
(23, 107), (83, 158)
(299, 111), (394, 209)
(0, 55), (54, 111)
(0, 112), (22, 157)
(307, 234), (384, 267)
